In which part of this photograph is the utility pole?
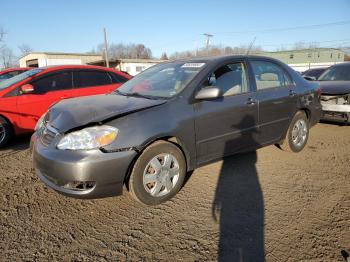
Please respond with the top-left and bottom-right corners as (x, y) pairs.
(103, 28), (109, 68)
(203, 33), (213, 55)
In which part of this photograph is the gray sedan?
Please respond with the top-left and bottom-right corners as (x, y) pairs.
(31, 55), (322, 205)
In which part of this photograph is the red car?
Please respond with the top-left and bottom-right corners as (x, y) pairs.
(0, 65), (130, 147)
(0, 67), (30, 81)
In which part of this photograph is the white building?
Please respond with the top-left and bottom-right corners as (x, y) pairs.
(19, 52), (102, 68)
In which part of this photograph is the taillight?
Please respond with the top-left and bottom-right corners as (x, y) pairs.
(315, 87), (321, 100)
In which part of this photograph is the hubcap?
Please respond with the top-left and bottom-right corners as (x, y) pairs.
(291, 119), (307, 147)
(0, 122), (6, 144)
(143, 153), (180, 197)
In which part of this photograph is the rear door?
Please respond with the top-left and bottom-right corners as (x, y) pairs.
(16, 70), (73, 131)
(70, 70), (124, 97)
(248, 59), (297, 144)
(194, 60), (259, 165)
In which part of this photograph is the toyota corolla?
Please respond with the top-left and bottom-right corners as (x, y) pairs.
(31, 56), (321, 205)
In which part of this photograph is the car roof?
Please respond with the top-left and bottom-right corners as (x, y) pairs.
(37, 64), (118, 72)
(31, 64), (131, 79)
(0, 67), (30, 74)
(330, 62), (350, 68)
(168, 55), (283, 64)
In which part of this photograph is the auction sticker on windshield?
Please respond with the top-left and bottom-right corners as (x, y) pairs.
(181, 63), (205, 68)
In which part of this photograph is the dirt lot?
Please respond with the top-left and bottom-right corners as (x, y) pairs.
(0, 123), (349, 261)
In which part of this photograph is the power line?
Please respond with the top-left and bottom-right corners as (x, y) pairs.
(213, 20), (350, 35)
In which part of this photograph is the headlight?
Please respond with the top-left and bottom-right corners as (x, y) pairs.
(35, 113), (46, 131)
(57, 125), (118, 150)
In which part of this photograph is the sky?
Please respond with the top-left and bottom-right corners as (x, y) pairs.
(1, 0), (350, 58)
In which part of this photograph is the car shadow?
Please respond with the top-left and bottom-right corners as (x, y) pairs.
(212, 115), (265, 261)
(0, 134), (31, 153)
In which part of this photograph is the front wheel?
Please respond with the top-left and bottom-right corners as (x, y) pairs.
(128, 141), (186, 205)
(0, 116), (13, 148)
(279, 111), (309, 153)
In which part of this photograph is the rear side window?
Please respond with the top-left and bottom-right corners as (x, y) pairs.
(109, 72), (128, 83)
(31, 71), (73, 93)
(251, 60), (292, 90)
(74, 70), (112, 88)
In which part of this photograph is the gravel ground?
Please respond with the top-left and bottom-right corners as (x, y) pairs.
(0, 123), (349, 261)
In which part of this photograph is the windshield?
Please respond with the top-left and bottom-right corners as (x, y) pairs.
(0, 68), (43, 90)
(318, 65), (350, 81)
(116, 62), (206, 98)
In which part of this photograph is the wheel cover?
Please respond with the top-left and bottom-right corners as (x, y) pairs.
(291, 119), (307, 147)
(0, 122), (6, 144)
(143, 153), (180, 197)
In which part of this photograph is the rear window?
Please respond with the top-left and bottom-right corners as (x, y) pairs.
(74, 70), (113, 88)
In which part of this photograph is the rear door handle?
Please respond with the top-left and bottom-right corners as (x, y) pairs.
(246, 98), (257, 105)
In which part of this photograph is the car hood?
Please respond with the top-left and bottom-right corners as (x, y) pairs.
(318, 81), (350, 95)
(47, 94), (167, 133)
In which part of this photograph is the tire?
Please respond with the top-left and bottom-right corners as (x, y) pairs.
(128, 141), (186, 205)
(0, 116), (13, 148)
(279, 111), (309, 153)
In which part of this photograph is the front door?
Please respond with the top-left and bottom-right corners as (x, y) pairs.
(194, 60), (259, 165)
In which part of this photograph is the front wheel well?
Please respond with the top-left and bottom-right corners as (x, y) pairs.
(0, 114), (14, 132)
(123, 136), (190, 188)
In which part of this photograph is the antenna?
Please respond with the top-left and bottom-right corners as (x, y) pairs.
(246, 36), (257, 55)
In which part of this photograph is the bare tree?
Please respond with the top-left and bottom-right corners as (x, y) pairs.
(160, 52), (168, 60)
(0, 46), (17, 68)
(18, 44), (33, 56)
(0, 26), (5, 43)
(93, 42), (153, 60)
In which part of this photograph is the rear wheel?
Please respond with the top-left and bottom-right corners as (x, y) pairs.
(0, 116), (13, 148)
(128, 141), (186, 205)
(279, 111), (309, 153)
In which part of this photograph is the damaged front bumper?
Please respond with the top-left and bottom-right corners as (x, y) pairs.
(31, 132), (138, 199)
(321, 94), (350, 123)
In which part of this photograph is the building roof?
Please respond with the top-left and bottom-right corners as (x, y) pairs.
(20, 52), (102, 59)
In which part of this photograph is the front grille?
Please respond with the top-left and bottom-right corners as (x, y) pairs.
(40, 124), (59, 146)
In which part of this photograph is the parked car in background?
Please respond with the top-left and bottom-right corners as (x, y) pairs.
(0, 65), (130, 147)
(302, 67), (328, 81)
(31, 55), (321, 205)
(0, 67), (30, 82)
(318, 62), (350, 123)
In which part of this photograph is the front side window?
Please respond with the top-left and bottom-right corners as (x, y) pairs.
(116, 62), (205, 98)
(31, 72), (73, 94)
(74, 70), (112, 88)
(205, 62), (248, 96)
(251, 60), (292, 90)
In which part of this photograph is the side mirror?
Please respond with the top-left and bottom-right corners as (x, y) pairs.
(195, 87), (222, 100)
(303, 76), (316, 81)
(20, 84), (34, 94)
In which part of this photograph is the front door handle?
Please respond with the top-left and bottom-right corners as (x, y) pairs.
(289, 90), (296, 97)
(246, 98), (257, 105)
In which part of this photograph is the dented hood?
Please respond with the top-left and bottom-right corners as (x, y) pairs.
(47, 94), (166, 132)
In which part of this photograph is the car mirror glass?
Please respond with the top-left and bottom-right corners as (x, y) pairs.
(20, 84), (35, 94)
(195, 87), (222, 100)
